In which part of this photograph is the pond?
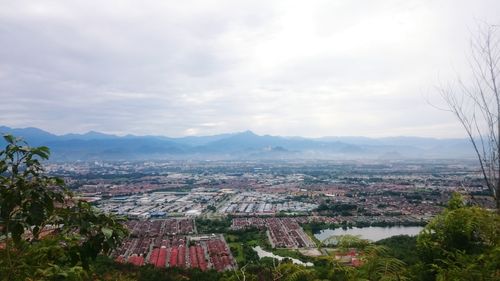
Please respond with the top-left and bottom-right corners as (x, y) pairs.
(314, 226), (424, 242)
(252, 246), (314, 266)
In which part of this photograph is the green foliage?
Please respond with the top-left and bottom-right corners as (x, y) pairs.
(376, 235), (419, 265)
(447, 192), (465, 210)
(316, 203), (357, 216)
(417, 193), (500, 280)
(323, 234), (370, 250)
(418, 203), (499, 258)
(225, 229), (269, 266)
(274, 262), (316, 281)
(5, 236), (90, 281)
(301, 221), (335, 235)
(432, 247), (500, 281)
(196, 217), (231, 233)
(0, 136), (65, 245)
(358, 245), (408, 281)
(57, 200), (128, 269)
(0, 135), (128, 281)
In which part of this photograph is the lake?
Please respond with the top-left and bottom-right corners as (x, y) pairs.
(314, 226), (424, 242)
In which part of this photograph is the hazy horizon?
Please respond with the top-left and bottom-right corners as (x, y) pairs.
(0, 124), (472, 140)
(1, 1), (500, 138)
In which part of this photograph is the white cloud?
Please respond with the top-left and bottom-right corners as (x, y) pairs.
(0, 0), (499, 137)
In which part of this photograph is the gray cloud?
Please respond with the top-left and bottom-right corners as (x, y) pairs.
(1, 0), (499, 137)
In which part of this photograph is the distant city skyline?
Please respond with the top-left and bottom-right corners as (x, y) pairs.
(1, 0), (499, 138)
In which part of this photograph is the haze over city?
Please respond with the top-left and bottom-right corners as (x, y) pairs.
(1, 0), (499, 138)
(2, 1), (500, 281)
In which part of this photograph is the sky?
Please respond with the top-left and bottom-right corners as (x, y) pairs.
(1, 0), (499, 138)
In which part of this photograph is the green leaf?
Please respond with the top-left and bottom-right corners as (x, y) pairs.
(33, 226), (40, 238)
(32, 146), (50, 159)
(3, 134), (15, 144)
(29, 201), (45, 226)
(12, 222), (24, 244)
(101, 227), (113, 239)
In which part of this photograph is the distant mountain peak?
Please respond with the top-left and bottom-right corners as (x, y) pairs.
(0, 125), (475, 160)
(84, 130), (111, 136)
(239, 130), (257, 136)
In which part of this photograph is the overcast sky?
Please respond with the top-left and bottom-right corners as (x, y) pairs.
(1, 0), (499, 138)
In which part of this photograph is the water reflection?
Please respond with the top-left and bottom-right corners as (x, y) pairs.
(314, 226), (423, 242)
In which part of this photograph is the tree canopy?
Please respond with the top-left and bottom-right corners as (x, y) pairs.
(0, 135), (127, 281)
(417, 193), (500, 280)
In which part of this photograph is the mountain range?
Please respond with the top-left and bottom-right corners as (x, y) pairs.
(0, 126), (475, 161)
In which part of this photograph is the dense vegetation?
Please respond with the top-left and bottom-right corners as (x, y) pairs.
(376, 235), (419, 265)
(0, 135), (127, 280)
(1, 136), (499, 280)
(316, 202), (358, 216)
(196, 217), (232, 234)
(225, 228), (267, 265)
